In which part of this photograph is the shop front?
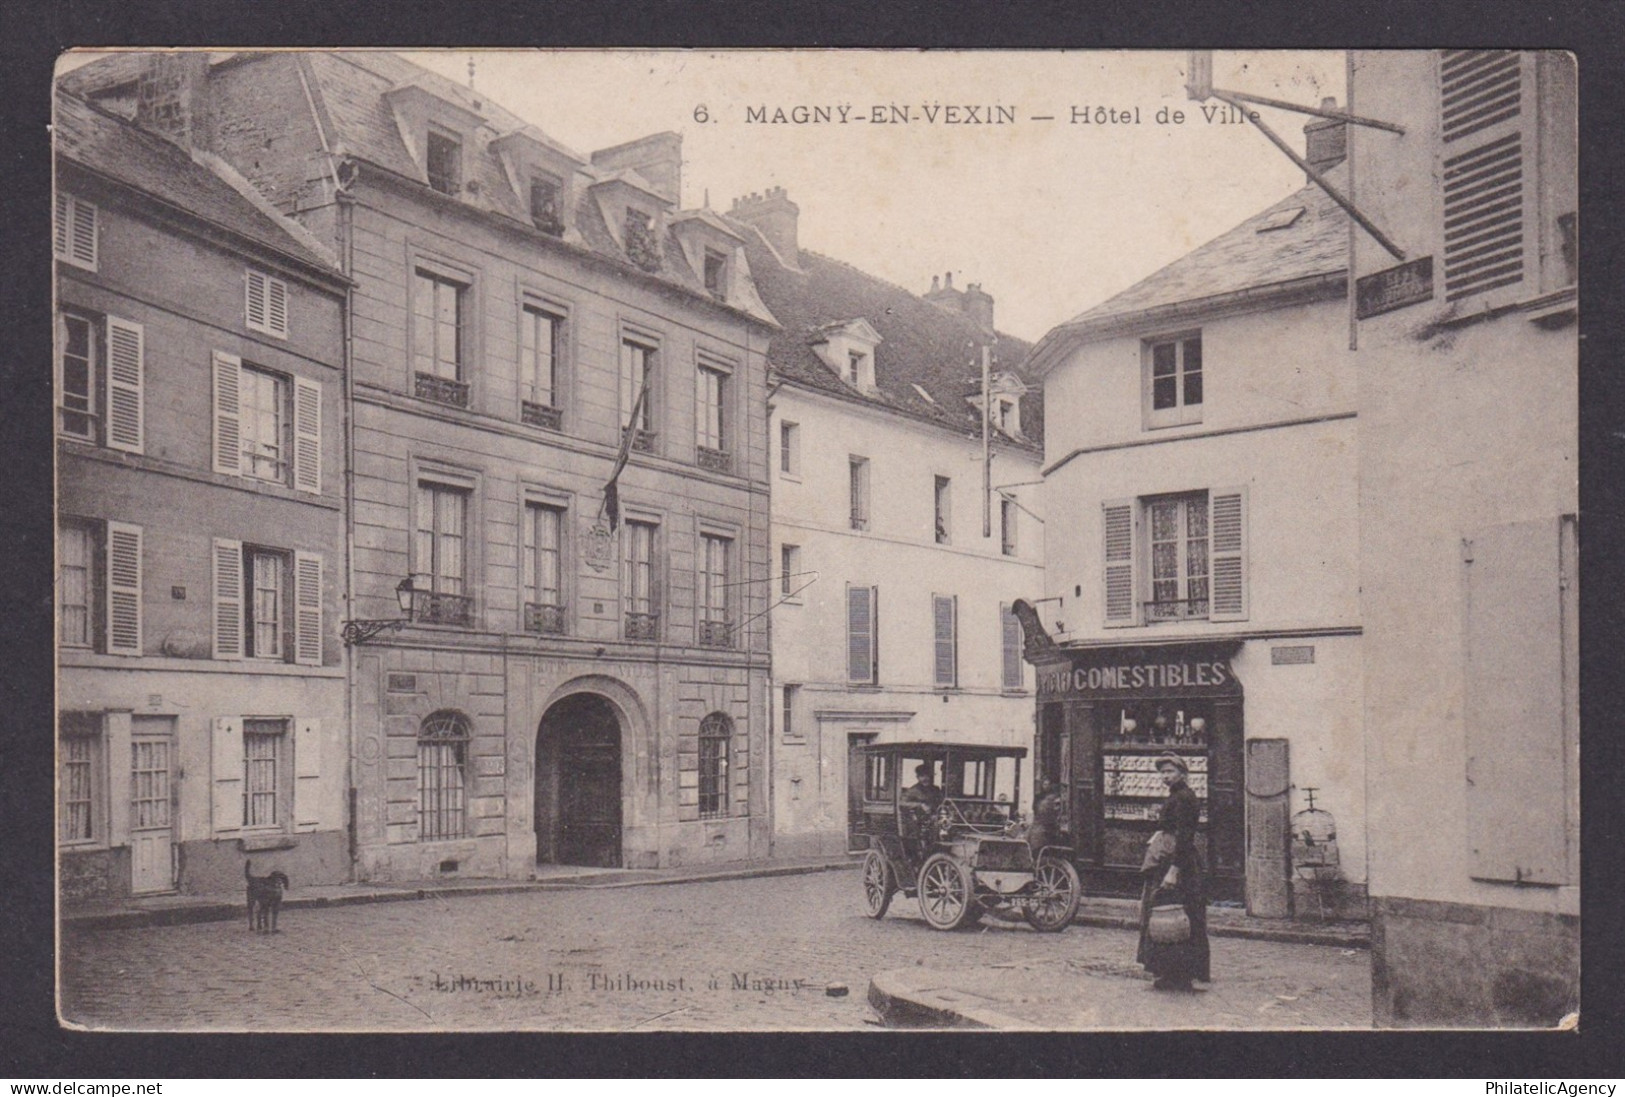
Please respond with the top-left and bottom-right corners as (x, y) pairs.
(1033, 641), (1244, 900)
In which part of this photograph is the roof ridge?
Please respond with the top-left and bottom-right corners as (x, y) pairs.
(798, 247), (1031, 351)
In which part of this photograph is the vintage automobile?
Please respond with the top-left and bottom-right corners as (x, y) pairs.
(853, 741), (1082, 931)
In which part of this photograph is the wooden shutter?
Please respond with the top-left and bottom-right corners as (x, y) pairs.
(246, 270), (268, 331)
(293, 551), (323, 666)
(105, 521), (142, 655)
(1439, 50), (1527, 302)
(104, 316), (144, 454)
(1102, 499), (1136, 627)
(847, 585), (874, 684)
(212, 716), (243, 832)
(1001, 603), (1023, 690)
(292, 376), (321, 493)
(266, 277), (289, 337)
(212, 351), (243, 476)
(293, 717), (321, 827)
(55, 194), (98, 270)
(1465, 518), (1569, 884)
(1209, 487), (1249, 621)
(212, 538), (244, 660)
(933, 594), (957, 687)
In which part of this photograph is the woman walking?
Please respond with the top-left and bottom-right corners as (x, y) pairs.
(1136, 752), (1211, 991)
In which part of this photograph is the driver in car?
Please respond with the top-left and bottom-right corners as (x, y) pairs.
(902, 763), (944, 814)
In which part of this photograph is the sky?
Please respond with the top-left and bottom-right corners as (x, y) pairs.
(58, 49), (1347, 341)
(402, 49), (1347, 341)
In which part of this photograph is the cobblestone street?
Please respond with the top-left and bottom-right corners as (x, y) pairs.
(61, 869), (1371, 1031)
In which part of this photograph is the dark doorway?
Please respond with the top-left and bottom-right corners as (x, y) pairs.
(846, 732), (877, 852)
(536, 693), (623, 867)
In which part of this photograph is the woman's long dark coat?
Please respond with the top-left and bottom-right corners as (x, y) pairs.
(1136, 778), (1211, 983)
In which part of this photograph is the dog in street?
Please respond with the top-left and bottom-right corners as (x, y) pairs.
(245, 860), (290, 933)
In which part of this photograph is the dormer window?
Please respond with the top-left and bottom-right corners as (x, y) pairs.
(530, 175), (564, 236)
(703, 249), (727, 299)
(812, 318), (882, 394)
(426, 129), (462, 196)
(996, 396), (1020, 435)
(848, 352), (865, 385)
(624, 208), (663, 272)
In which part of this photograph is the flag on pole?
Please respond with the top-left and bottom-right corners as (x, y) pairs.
(602, 378), (650, 530)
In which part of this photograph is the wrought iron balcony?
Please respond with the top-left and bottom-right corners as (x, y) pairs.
(624, 611), (660, 642)
(521, 401), (563, 430)
(698, 618), (733, 649)
(622, 426), (657, 454)
(696, 446), (733, 474)
(410, 588), (475, 627)
(524, 601), (567, 635)
(1144, 597), (1211, 623)
(415, 371), (470, 408)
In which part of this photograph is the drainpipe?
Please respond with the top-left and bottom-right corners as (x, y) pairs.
(337, 176), (359, 882)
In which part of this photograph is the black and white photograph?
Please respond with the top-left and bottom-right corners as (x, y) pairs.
(49, 47), (1579, 1033)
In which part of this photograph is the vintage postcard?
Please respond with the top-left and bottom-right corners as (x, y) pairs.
(52, 48), (1577, 1031)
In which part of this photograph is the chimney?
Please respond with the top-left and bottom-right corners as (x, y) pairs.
(961, 282), (995, 333)
(923, 270), (962, 311)
(135, 53), (213, 150)
(728, 186), (800, 264)
(591, 132), (682, 204)
(1303, 96), (1347, 180)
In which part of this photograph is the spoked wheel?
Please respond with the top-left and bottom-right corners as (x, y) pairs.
(917, 853), (975, 930)
(861, 849), (895, 918)
(1023, 855), (1083, 932)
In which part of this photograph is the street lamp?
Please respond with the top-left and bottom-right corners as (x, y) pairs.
(340, 575), (419, 646)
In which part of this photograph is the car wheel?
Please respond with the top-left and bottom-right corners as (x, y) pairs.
(917, 853), (974, 931)
(862, 849), (894, 918)
(1023, 856), (1082, 932)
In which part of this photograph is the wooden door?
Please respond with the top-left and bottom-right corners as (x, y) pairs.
(129, 723), (174, 894)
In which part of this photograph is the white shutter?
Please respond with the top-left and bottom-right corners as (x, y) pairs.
(933, 594), (957, 687)
(212, 716), (244, 832)
(1001, 603), (1023, 690)
(104, 316), (144, 454)
(55, 194), (98, 270)
(246, 269), (268, 332)
(1209, 487), (1249, 622)
(212, 351), (243, 476)
(1102, 500), (1137, 627)
(1439, 50), (1527, 302)
(292, 375), (321, 493)
(266, 277), (289, 337)
(847, 585), (874, 684)
(293, 551), (323, 666)
(293, 718), (321, 827)
(105, 521), (143, 655)
(212, 538), (244, 660)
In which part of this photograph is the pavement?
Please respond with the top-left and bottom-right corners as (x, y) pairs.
(60, 865), (1372, 1031)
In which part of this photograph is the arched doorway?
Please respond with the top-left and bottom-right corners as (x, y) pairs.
(535, 693), (623, 867)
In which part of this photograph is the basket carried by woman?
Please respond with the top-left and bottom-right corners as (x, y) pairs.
(1136, 752), (1212, 991)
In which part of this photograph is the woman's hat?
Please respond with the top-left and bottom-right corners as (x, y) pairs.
(1155, 752), (1189, 775)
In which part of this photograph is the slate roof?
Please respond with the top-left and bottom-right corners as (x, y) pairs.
(735, 223), (1041, 450)
(62, 52), (776, 325)
(1027, 167), (1349, 372)
(54, 89), (341, 276)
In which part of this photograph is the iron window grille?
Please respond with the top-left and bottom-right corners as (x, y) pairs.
(698, 713), (732, 818)
(417, 710), (470, 841)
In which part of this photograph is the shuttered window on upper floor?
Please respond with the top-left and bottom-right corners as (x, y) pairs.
(55, 193), (98, 271)
(245, 269), (290, 339)
(1440, 50), (1527, 302)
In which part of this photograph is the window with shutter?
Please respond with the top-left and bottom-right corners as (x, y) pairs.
(245, 269), (292, 338)
(1439, 50), (1527, 302)
(106, 522), (142, 655)
(933, 594), (957, 688)
(294, 551), (323, 666)
(1209, 488), (1248, 621)
(293, 376), (321, 493)
(847, 584), (877, 685)
(1001, 603), (1024, 690)
(104, 316), (144, 454)
(1102, 500), (1136, 627)
(54, 193), (98, 270)
(212, 537), (244, 659)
